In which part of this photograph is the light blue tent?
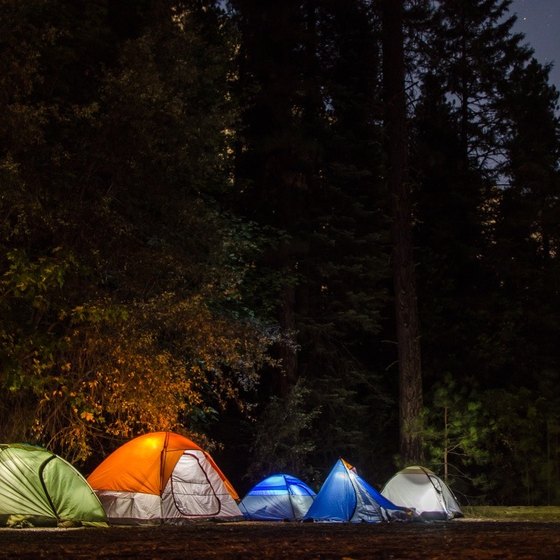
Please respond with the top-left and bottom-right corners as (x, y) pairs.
(303, 458), (409, 523)
(239, 474), (316, 521)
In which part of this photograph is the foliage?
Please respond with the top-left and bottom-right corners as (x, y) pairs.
(424, 376), (560, 506)
(2, 0), (560, 506)
(0, 0), (277, 463)
(25, 292), (274, 462)
(423, 374), (495, 501)
(411, 1), (560, 505)
(480, 383), (560, 505)
(246, 379), (321, 483)
(229, 0), (394, 481)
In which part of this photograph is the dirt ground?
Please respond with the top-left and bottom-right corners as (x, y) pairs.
(1, 520), (560, 559)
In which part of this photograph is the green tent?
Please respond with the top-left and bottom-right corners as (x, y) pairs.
(0, 443), (107, 527)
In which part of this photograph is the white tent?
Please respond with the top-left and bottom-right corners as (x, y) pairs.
(381, 466), (462, 520)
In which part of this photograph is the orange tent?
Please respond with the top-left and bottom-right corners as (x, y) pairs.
(88, 432), (241, 524)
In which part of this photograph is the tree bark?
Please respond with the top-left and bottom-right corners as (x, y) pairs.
(381, 0), (424, 464)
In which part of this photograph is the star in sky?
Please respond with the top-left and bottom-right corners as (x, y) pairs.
(510, 0), (560, 90)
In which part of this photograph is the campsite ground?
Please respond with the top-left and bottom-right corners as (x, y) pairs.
(2, 513), (560, 559)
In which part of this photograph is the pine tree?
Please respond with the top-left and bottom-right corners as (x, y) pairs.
(229, 0), (394, 477)
(430, 0), (530, 167)
(492, 57), (560, 387)
(412, 0), (560, 502)
(411, 0), (534, 388)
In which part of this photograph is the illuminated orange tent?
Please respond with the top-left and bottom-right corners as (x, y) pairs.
(88, 432), (241, 524)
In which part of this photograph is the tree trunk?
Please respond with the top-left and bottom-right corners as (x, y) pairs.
(381, 0), (424, 464)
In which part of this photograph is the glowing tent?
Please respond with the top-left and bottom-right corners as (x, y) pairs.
(239, 474), (316, 521)
(303, 458), (409, 523)
(88, 431), (242, 524)
(0, 443), (107, 527)
(381, 466), (463, 520)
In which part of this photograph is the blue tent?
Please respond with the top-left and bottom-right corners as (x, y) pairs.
(303, 459), (409, 523)
(239, 474), (316, 521)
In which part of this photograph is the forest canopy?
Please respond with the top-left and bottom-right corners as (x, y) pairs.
(1, 0), (559, 505)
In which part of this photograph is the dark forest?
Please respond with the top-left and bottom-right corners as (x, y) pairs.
(1, 0), (559, 506)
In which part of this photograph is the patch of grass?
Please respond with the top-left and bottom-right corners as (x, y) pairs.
(463, 506), (560, 522)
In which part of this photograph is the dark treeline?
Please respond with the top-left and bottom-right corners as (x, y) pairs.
(1, 0), (559, 506)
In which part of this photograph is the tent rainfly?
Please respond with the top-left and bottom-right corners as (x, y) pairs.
(303, 458), (409, 523)
(239, 474), (316, 521)
(0, 443), (107, 528)
(87, 431), (242, 524)
(381, 465), (463, 520)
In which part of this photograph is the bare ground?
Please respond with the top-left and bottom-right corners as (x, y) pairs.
(1, 520), (560, 559)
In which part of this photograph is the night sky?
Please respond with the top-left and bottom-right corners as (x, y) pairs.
(511, 0), (560, 90)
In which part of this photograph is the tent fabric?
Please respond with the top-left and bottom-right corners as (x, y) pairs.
(0, 443), (107, 527)
(239, 474), (316, 521)
(303, 459), (408, 523)
(88, 432), (242, 524)
(381, 466), (463, 520)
